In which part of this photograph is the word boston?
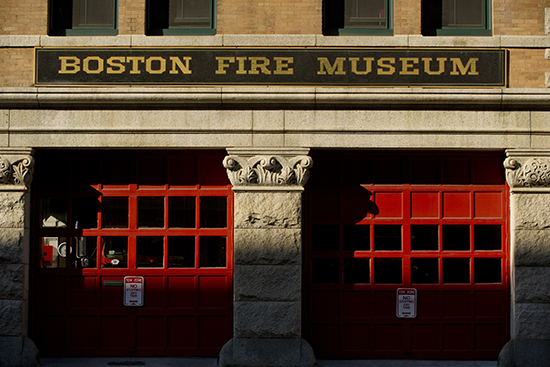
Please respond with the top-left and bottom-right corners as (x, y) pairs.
(35, 47), (507, 87)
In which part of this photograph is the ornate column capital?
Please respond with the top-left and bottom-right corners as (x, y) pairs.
(0, 148), (35, 190)
(505, 149), (550, 191)
(223, 148), (313, 190)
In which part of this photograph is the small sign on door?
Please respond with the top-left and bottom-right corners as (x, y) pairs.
(124, 276), (144, 307)
(397, 288), (417, 318)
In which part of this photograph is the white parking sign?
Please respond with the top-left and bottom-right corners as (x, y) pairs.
(397, 288), (417, 318)
(124, 276), (144, 307)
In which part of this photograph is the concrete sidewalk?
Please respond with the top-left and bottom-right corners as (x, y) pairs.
(39, 357), (498, 367)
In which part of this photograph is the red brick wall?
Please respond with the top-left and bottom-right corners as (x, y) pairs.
(394, 0), (422, 35)
(493, 0), (550, 36)
(217, 0), (322, 34)
(0, 0), (48, 35)
(119, 0), (146, 35)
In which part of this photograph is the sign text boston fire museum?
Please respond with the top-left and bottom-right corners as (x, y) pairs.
(35, 48), (507, 87)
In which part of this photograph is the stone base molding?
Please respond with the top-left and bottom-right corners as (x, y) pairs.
(218, 148), (315, 367)
(218, 338), (316, 367)
(0, 336), (40, 367)
(499, 339), (550, 367)
(499, 150), (550, 367)
(0, 148), (39, 367)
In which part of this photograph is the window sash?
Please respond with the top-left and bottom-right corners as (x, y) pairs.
(441, 0), (485, 29)
(72, 0), (115, 29)
(324, 0), (393, 35)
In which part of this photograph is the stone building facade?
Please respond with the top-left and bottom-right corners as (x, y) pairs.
(1, 1), (550, 366)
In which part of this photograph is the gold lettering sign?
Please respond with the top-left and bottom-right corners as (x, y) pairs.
(35, 48), (507, 87)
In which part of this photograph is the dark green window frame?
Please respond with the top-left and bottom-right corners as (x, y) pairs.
(146, 0), (216, 36)
(323, 0), (393, 36)
(49, 0), (118, 36)
(422, 0), (491, 36)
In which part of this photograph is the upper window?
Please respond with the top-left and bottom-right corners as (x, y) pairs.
(147, 0), (216, 35)
(50, 0), (117, 36)
(324, 0), (393, 36)
(422, 0), (491, 36)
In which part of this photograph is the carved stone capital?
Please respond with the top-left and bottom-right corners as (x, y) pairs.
(223, 148), (312, 188)
(0, 149), (35, 189)
(505, 150), (550, 189)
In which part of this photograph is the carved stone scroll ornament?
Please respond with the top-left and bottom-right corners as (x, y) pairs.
(223, 155), (313, 187)
(504, 157), (550, 188)
(0, 156), (35, 186)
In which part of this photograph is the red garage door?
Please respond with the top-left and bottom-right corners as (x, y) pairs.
(304, 152), (509, 360)
(31, 150), (233, 357)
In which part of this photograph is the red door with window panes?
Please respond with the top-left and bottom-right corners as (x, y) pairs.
(31, 150), (233, 357)
(304, 152), (509, 359)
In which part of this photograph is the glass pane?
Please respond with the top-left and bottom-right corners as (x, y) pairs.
(103, 156), (136, 186)
(411, 258), (439, 284)
(343, 258), (370, 284)
(101, 237), (128, 268)
(474, 225), (502, 251)
(199, 236), (226, 268)
(137, 237), (164, 268)
(169, 197), (195, 228)
(102, 197), (128, 228)
(75, 236), (97, 268)
(168, 236), (195, 268)
(374, 225), (401, 251)
(345, 0), (386, 28)
(443, 258), (470, 283)
(73, 0), (115, 28)
(72, 197), (98, 229)
(443, 225), (470, 251)
(312, 258), (339, 284)
(442, 0), (484, 28)
(138, 197), (164, 228)
(374, 258), (402, 284)
(42, 198), (68, 228)
(474, 258), (501, 283)
(200, 197), (227, 228)
(312, 225), (339, 251)
(411, 225), (439, 251)
(169, 0), (211, 28)
(343, 225), (370, 251)
(40, 237), (68, 268)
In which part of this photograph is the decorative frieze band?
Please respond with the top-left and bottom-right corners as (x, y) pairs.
(0, 155), (34, 187)
(504, 156), (550, 188)
(223, 154), (313, 187)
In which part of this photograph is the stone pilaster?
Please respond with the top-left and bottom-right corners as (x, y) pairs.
(218, 148), (316, 367)
(0, 148), (39, 367)
(499, 150), (550, 367)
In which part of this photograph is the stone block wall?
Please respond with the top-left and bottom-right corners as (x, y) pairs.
(499, 151), (550, 367)
(0, 150), (39, 367)
(511, 193), (550, 340)
(218, 149), (315, 367)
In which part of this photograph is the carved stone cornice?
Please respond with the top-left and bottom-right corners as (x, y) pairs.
(505, 150), (550, 190)
(223, 148), (312, 189)
(0, 149), (35, 189)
